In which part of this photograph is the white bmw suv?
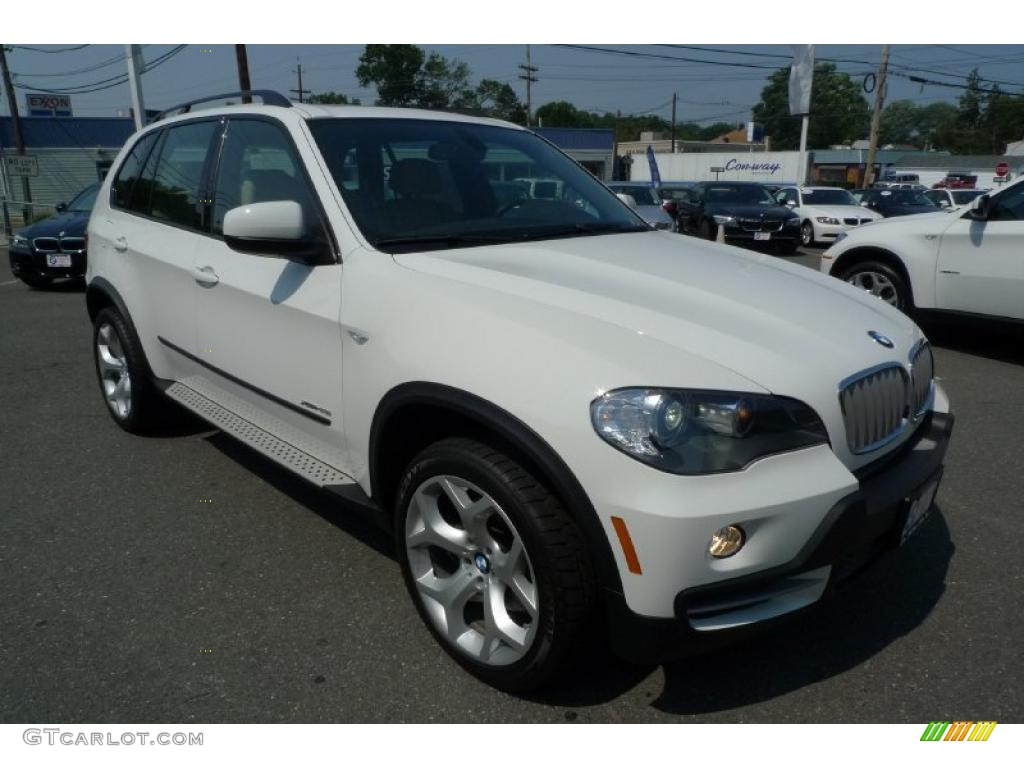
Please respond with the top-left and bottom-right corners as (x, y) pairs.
(86, 92), (953, 691)
(821, 177), (1024, 319)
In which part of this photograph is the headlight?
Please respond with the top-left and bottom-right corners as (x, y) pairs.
(713, 215), (736, 225)
(10, 234), (29, 249)
(591, 388), (829, 475)
(784, 217), (801, 227)
(816, 216), (840, 225)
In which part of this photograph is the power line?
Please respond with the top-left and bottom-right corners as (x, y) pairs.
(11, 44), (90, 54)
(13, 46), (187, 95)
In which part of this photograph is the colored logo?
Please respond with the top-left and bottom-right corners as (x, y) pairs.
(473, 553), (491, 574)
(920, 721), (997, 742)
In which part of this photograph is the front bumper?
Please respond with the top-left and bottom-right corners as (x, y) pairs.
(605, 410), (954, 664)
(813, 220), (877, 243)
(722, 224), (801, 245)
(8, 246), (87, 279)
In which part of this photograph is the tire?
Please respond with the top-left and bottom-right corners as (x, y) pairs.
(840, 260), (913, 314)
(92, 306), (171, 434)
(394, 437), (596, 692)
(18, 273), (53, 290)
(800, 220), (815, 247)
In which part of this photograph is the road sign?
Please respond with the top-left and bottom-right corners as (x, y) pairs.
(710, 166), (725, 173)
(26, 93), (73, 117)
(996, 161), (1009, 177)
(3, 155), (39, 178)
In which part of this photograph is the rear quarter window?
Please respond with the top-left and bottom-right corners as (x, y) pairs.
(110, 132), (160, 210)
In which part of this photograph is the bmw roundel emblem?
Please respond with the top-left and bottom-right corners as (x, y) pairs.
(473, 553), (491, 574)
(868, 330), (894, 349)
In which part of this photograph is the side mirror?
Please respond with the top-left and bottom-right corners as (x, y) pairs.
(785, 199), (797, 207)
(859, 201), (870, 207)
(616, 193), (638, 209)
(55, 202), (68, 213)
(967, 194), (991, 221)
(223, 201), (330, 265)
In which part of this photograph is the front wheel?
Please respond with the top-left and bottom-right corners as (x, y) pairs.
(840, 261), (912, 313)
(394, 437), (596, 692)
(800, 220), (815, 247)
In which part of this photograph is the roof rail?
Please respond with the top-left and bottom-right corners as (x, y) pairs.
(150, 90), (292, 124)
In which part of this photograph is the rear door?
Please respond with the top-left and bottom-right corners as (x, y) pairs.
(935, 183), (1024, 320)
(190, 117), (347, 467)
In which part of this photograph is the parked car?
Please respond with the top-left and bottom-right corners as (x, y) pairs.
(676, 181), (802, 253)
(822, 177), (1024, 320)
(655, 182), (694, 226)
(606, 182), (674, 230)
(932, 173), (977, 190)
(86, 93), (952, 692)
(7, 183), (98, 289)
(851, 187), (939, 218)
(774, 186), (882, 247)
(924, 188), (988, 209)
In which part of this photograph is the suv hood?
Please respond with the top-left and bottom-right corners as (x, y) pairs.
(708, 202), (794, 219)
(394, 231), (920, 402)
(16, 210), (89, 239)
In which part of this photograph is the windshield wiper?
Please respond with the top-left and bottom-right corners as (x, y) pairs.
(373, 233), (515, 250)
(515, 222), (651, 240)
(374, 223), (649, 251)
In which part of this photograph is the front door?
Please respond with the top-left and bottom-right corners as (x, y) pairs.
(935, 184), (1024, 320)
(191, 117), (347, 468)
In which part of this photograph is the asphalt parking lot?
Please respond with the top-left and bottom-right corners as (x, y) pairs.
(1, 244), (1021, 723)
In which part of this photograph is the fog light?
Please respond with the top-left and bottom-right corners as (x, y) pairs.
(709, 525), (745, 558)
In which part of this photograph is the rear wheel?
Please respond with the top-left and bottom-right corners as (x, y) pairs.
(841, 260), (912, 313)
(92, 307), (172, 433)
(394, 437), (596, 692)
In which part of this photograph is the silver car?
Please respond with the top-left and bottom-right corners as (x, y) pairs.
(607, 182), (675, 231)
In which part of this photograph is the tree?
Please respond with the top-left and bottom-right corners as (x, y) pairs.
(356, 44), (426, 107)
(472, 79), (527, 124)
(308, 91), (360, 105)
(879, 100), (920, 146)
(535, 100), (596, 128)
(418, 52), (472, 110)
(751, 62), (870, 150)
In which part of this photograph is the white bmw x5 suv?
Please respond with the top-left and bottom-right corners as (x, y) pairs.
(86, 92), (953, 691)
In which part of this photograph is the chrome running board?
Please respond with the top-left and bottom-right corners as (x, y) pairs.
(165, 381), (356, 489)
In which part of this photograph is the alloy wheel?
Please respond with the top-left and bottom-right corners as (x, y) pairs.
(96, 323), (132, 419)
(405, 475), (538, 666)
(800, 221), (814, 246)
(847, 270), (900, 306)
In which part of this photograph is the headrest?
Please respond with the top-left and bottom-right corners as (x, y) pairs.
(388, 159), (442, 198)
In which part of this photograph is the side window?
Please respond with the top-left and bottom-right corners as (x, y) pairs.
(148, 121), (218, 229)
(212, 119), (322, 238)
(111, 131), (159, 210)
(989, 184), (1024, 221)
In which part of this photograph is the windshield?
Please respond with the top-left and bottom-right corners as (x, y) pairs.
(308, 118), (647, 251)
(886, 190), (936, 206)
(802, 188), (856, 206)
(611, 185), (659, 206)
(67, 184), (99, 212)
(952, 190), (984, 205)
(704, 185), (775, 205)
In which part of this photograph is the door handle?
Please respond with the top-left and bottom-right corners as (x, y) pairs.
(193, 265), (220, 287)
(114, 236), (128, 252)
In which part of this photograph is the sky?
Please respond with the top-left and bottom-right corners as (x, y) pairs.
(5, 44), (1024, 128)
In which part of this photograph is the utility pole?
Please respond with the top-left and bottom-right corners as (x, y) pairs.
(290, 60), (308, 104)
(670, 92), (677, 153)
(0, 43), (33, 224)
(235, 44), (252, 103)
(124, 44), (147, 130)
(518, 45), (538, 126)
(864, 44), (891, 188)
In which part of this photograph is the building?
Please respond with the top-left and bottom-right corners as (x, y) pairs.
(617, 129), (768, 158)
(808, 149), (946, 188)
(0, 116), (135, 211)
(533, 127), (615, 181)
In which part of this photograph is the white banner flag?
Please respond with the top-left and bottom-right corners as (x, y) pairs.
(789, 44), (815, 116)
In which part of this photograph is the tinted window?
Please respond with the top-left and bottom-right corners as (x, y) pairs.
(801, 188), (856, 205)
(67, 184), (99, 212)
(611, 185), (659, 205)
(308, 118), (645, 252)
(990, 183), (1024, 220)
(212, 119), (321, 238)
(111, 132), (159, 210)
(148, 121), (218, 229)
(952, 190), (984, 205)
